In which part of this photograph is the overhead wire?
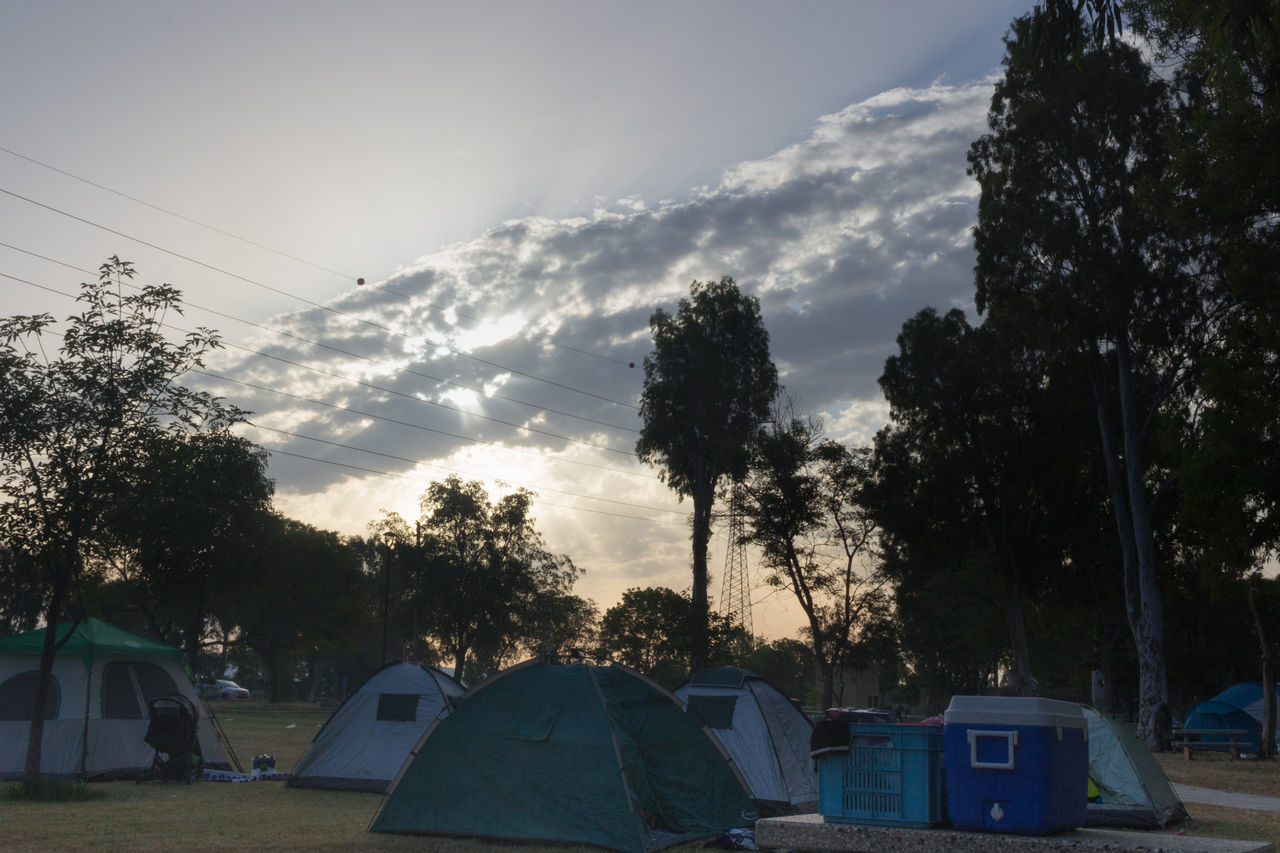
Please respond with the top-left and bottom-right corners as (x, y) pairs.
(0, 185), (638, 410)
(0, 267), (634, 458)
(0, 143), (638, 368)
(261, 447), (684, 526)
(1, 270), (668, 520)
(0, 241), (638, 435)
(250, 422), (681, 517)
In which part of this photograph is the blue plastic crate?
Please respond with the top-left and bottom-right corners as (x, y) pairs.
(816, 723), (944, 828)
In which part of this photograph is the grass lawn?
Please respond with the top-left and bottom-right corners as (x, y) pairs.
(3, 703), (1279, 851)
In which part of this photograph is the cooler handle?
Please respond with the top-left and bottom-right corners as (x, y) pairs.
(967, 729), (1018, 770)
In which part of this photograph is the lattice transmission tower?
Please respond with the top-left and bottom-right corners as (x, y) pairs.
(719, 483), (753, 643)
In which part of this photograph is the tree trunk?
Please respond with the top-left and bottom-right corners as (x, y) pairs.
(1116, 339), (1170, 750)
(817, 658), (836, 710)
(1250, 586), (1277, 759)
(999, 546), (1035, 696)
(23, 556), (72, 790)
(688, 468), (714, 673)
(1089, 344), (1169, 749)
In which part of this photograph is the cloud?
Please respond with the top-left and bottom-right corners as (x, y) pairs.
(199, 77), (995, 633)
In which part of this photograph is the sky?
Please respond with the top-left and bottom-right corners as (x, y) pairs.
(1, 1), (1036, 640)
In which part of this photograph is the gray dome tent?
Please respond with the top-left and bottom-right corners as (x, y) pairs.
(1084, 706), (1186, 828)
(288, 662), (461, 792)
(674, 666), (817, 815)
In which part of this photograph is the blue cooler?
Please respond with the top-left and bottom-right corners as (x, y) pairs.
(944, 696), (1088, 835)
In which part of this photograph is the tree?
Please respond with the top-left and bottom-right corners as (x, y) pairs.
(104, 430), (273, 669)
(597, 586), (693, 687)
(416, 476), (581, 681)
(968, 13), (1205, 745)
(0, 257), (242, 789)
(232, 516), (367, 700)
(1128, 0), (1280, 572)
(740, 415), (892, 709)
(873, 307), (1106, 698)
(637, 277), (779, 672)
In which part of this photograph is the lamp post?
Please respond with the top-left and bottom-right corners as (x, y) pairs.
(381, 530), (395, 665)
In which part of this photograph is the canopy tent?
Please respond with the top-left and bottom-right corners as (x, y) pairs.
(288, 662), (462, 792)
(0, 618), (228, 779)
(1183, 682), (1280, 755)
(370, 659), (755, 853)
(1083, 707), (1186, 828)
(674, 666), (816, 815)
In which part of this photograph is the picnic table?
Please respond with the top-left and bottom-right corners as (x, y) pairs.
(1171, 727), (1249, 759)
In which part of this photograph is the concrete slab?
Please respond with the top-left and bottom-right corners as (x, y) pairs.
(756, 813), (1274, 853)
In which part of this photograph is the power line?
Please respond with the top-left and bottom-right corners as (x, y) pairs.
(0, 269), (677, 523)
(0, 142), (640, 366)
(261, 446), (685, 526)
(197, 368), (651, 480)
(0, 144), (356, 280)
(250, 422), (681, 517)
(0, 269), (643, 467)
(0, 241), (638, 435)
(0, 185), (639, 410)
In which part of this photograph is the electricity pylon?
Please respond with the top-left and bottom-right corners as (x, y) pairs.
(719, 483), (753, 644)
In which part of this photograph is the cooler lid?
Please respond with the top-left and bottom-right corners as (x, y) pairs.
(943, 695), (1086, 730)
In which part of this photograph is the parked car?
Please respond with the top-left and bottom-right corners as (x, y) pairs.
(198, 678), (250, 700)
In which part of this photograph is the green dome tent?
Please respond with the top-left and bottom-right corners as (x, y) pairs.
(1084, 706), (1186, 828)
(370, 659), (755, 852)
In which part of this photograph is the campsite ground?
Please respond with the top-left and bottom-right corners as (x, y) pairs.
(2, 702), (1279, 851)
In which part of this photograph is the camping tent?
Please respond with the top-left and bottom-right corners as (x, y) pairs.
(0, 618), (228, 779)
(288, 662), (462, 792)
(370, 659), (755, 853)
(1083, 707), (1186, 828)
(673, 666), (816, 816)
(1183, 682), (1280, 755)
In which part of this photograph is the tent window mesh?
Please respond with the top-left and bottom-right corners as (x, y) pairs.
(103, 662), (179, 719)
(0, 671), (59, 721)
(377, 693), (418, 722)
(687, 694), (737, 729)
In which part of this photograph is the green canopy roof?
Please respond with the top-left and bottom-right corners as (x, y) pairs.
(0, 618), (188, 670)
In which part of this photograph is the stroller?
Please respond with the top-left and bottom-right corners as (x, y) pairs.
(139, 694), (204, 783)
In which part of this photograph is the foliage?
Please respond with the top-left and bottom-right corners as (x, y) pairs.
(415, 476), (582, 679)
(740, 414), (892, 708)
(0, 257), (243, 786)
(637, 276), (779, 670)
(100, 430), (274, 668)
(595, 586), (746, 688)
(742, 637), (818, 707)
(873, 307), (1109, 699)
(597, 586), (693, 687)
(230, 517), (367, 700)
(968, 8), (1204, 744)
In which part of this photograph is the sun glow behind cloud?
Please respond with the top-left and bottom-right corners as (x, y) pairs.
(207, 78), (996, 640)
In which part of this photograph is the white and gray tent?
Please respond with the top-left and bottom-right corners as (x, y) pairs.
(288, 662), (462, 792)
(1085, 706), (1187, 828)
(674, 666), (817, 815)
(0, 618), (229, 779)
